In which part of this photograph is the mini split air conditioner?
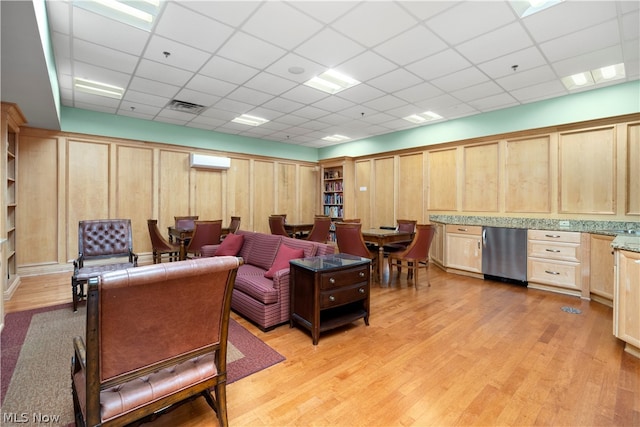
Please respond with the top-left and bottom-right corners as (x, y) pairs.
(189, 153), (231, 170)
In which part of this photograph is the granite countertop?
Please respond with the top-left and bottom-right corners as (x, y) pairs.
(429, 215), (640, 253)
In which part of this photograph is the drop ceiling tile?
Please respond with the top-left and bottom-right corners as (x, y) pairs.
(265, 53), (326, 83)
(469, 93), (519, 112)
(332, 2), (418, 48)
(72, 7), (149, 56)
(74, 100), (118, 114)
(294, 28), (366, 68)
(368, 68), (424, 93)
(478, 47), (547, 79)
(135, 59), (193, 87)
(153, 115), (190, 126)
(406, 49), (471, 80)
(173, 88), (221, 108)
(425, 1), (516, 45)
(261, 97), (306, 114)
(180, 1), (261, 27)
(293, 106), (331, 120)
(374, 25), (447, 66)
(496, 65), (557, 91)
(153, 2), (234, 52)
(213, 98), (254, 115)
(73, 61), (131, 87)
(288, 1), (359, 24)
(73, 39), (138, 74)
(551, 45), (624, 77)
(117, 103), (161, 116)
(119, 109), (156, 121)
(363, 95), (409, 112)
(199, 107), (238, 121)
(431, 66), (489, 93)
(123, 90), (170, 108)
(242, 2), (324, 50)
(399, 1), (457, 21)
(540, 20), (621, 63)
(336, 84), (385, 105)
(185, 74), (236, 97)
(143, 35), (212, 72)
(456, 22), (533, 64)
(216, 31), (287, 69)
(199, 56), (259, 85)
(45, 0), (70, 34)
(451, 81), (504, 103)
(281, 85), (330, 105)
(226, 86), (273, 105)
(622, 10), (640, 42)
(510, 80), (569, 103)
(311, 95), (355, 113)
(395, 82), (444, 104)
(128, 77), (179, 98)
(244, 72), (298, 96)
(339, 51), (397, 82)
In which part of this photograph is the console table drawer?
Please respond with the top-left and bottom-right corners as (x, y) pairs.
(320, 282), (368, 308)
(528, 259), (581, 290)
(321, 266), (369, 289)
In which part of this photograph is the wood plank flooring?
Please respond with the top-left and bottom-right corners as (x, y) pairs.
(4, 265), (639, 426)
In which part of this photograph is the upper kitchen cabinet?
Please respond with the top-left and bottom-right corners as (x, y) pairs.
(626, 123), (640, 215)
(397, 153), (425, 222)
(559, 126), (616, 215)
(462, 143), (499, 212)
(427, 148), (457, 211)
(505, 136), (551, 213)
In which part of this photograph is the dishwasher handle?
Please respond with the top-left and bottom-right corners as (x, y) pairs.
(482, 228), (487, 247)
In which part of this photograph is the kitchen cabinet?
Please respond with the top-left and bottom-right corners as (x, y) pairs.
(445, 225), (482, 277)
(527, 230), (586, 297)
(614, 249), (640, 358)
(429, 222), (445, 268)
(589, 234), (615, 305)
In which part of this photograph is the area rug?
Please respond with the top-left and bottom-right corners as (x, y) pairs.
(1, 303), (284, 425)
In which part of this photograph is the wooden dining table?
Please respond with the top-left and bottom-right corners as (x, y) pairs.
(284, 223), (313, 238)
(361, 228), (414, 281)
(168, 226), (229, 260)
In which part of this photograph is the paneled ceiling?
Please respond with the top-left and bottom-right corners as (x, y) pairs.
(4, 1), (640, 148)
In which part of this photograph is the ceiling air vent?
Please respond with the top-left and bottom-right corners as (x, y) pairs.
(167, 99), (205, 114)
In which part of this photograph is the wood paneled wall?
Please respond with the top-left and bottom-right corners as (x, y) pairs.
(16, 129), (318, 275)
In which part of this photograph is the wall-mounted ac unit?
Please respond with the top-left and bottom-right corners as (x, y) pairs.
(189, 153), (231, 170)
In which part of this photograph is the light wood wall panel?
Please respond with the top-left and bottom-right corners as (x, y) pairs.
(427, 148), (457, 211)
(627, 123), (640, 215)
(463, 143), (499, 212)
(67, 139), (110, 259)
(158, 150), (191, 229)
(299, 165), (318, 222)
(398, 153), (424, 222)
(17, 135), (58, 265)
(277, 162), (297, 222)
(505, 136), (551, 213)
(373, 157), (395, 227)
(116, 145), (153, 254)
(355, 160), (371, 228)
(226, 158), (250, 230)
(559, 127), (615, 214)
(193, 168), (223, 223)
(253, 160), (275, 234)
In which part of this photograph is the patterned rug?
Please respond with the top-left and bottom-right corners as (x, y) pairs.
(1, 303), (284, 425)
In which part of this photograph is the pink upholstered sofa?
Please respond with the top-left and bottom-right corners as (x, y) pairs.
(201, 230), (335, 330)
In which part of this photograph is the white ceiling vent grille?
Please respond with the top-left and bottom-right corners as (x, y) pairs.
(167, 99), (206, 114)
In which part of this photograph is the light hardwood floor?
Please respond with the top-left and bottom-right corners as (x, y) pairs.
(5, 265), (639, 426)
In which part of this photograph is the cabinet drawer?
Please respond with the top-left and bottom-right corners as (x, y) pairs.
(528, 240), (581, 262)
(321, 266), (369, 290)
(445, 224), (482, 236)
(528, 259), (581, 290)
(320, 282), (368, 308)
(528, 229), (581, 243)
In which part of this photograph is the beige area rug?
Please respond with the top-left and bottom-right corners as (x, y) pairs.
(1, 305), (283, 426)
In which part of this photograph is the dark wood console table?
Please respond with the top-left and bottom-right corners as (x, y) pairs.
(290, 253), (371, 345)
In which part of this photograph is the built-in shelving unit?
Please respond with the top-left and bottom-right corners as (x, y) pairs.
(322, 166), (343, 242)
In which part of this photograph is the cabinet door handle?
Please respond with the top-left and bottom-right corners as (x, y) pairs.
(329, 277), (335, 284)
(545, 249), (561, 253)
(545, 270), (560, 275)
(359, 271), (365, 278)
(358, 287), (365, 294)
(458, 228), (468, 232)
(329, 295), (335, 301)
(545, 234), (561, 238)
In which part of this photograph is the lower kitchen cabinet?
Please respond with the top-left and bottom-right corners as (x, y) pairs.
(429, 222), (445, 268)
(589, 234), (615, 305)
(445, 225), (482, 276)
(614, 249), (640, 358)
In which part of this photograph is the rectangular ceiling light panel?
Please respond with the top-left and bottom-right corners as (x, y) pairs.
(304, 69), (360, 95)
(74, 77), (124, 99)
(74, 0), (162, 31)
(231, 114), (269, 126)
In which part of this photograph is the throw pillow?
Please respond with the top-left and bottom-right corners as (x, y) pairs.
(264, 244), (304, 279)
(216, 233), (244, 256)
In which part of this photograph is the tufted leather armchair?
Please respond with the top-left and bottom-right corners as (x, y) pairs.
(71, 219), (138, 311)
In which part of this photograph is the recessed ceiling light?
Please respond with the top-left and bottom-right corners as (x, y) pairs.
(74, 77), (124, 99)
(74, 0), (162, 31)
(231, 114), (269, 127)
(510, 0), (564, 18)
(304, 69), (360, 95)
(403, 111), (443, 124)
(561, 63), (625, 90)
(322, 134), (351, 142)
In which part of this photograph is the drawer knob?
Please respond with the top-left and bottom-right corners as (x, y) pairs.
(545, 249), (561, 253)
(329, 295), (335, 301)
(545, 270), (560, 275)
(359, 271), (365, 278)
(329, 277), (335, 284)
(358, 287), (365, 294)
(545, 234), (561, 238)
(458, 228), (468, 232)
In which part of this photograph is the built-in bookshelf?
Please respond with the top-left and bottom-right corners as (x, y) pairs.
(322, 166), (344, 242)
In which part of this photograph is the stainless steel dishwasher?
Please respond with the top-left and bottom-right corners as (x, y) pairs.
(481, 226), (528, 284)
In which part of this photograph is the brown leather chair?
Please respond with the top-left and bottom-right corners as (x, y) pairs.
(174, 215), (199, 230)
(269, 215), (290, 236)
(383, 219), (417, 253)
(71, 256), (241, 427)
(185, 220), (223, 258)
(306, 216), (332, 243)
(71, 219), (138, 312)
(388, 224), (436, 288)
(335, 222), (378, 280)
(147, 219), (180, 263)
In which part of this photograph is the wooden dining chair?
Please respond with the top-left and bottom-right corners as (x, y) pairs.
(387, 224), (436, 288)
(269, 215), (290, 236)
(174, 215), (199, 230)
(147, 219), (180, 263)
(306, 216), (332, 243)
(335, 222), (378, 281)
(186, 220), (223, 258)
(383, 219), (417, 253)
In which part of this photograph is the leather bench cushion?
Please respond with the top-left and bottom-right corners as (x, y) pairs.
(75, 262), (135, 280)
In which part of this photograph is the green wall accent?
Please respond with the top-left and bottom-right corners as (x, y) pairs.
(60, 80), (638, 162)
(319, 80), (640, 159)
